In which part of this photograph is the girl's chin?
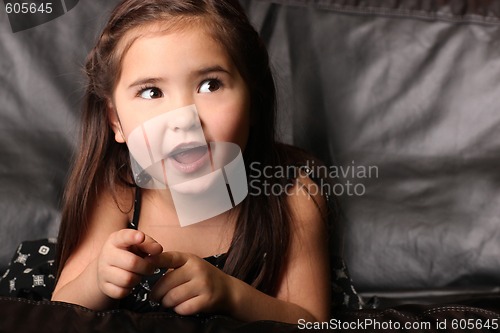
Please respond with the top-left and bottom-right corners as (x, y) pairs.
(169, 171), (219, 195)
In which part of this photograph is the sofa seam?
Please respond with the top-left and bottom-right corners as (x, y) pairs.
(256, 0), (500, 25)
(423, 306), (500, 318)
(338, 306), (500, 320)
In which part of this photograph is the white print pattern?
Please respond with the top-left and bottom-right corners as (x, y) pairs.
(38, 245), (50, 255)
(9, 278), (16, 292)
(0, 239), (58, 301)
(32, 275), (46, 288)
(140, 280), (151, 292)
(137, 292), (148, 302)
(14, 253), (30, 266)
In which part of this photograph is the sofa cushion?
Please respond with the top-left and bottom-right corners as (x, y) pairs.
(242, 0), (500, 296)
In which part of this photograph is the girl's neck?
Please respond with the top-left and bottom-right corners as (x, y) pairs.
(138, 188), (238, 257)
(141, 188), (237, 228)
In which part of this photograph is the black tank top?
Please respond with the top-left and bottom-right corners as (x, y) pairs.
(120, 188), (227, 312)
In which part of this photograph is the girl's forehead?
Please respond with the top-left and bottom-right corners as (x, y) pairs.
(117, 18), (212, 59)
(113, 19), (241, 90)
(118, 23), (233, 74)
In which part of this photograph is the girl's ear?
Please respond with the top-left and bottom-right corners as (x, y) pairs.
(107, 101), (126, 143)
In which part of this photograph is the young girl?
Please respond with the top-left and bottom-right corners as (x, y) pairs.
(52, 0), (331, 323)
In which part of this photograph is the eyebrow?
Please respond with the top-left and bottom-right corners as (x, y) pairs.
(128, 77), (164, 89)
(127, 65), (231, 89)
(196, 65), (231, 76)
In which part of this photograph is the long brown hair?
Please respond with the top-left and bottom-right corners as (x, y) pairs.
(56, 0), (298, 296)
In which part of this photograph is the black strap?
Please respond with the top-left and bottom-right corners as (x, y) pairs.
(130, 187), (142, 230)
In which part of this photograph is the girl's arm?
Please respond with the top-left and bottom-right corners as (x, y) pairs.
(150, 175), (331, 323)
(52, 188), (162, 310)
(229, 174), (331, 322)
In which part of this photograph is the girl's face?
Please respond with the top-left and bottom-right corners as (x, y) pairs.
(110, 23), (251, 163)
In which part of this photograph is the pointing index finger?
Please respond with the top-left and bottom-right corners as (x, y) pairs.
(151, 251), (189, 269)
(135, 234), (163, 257)
(111, 229), (146, 249)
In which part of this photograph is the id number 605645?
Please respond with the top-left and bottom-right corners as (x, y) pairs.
(5, 2), (53, 14)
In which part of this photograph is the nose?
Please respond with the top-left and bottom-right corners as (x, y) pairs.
(166, 105), (199, 131)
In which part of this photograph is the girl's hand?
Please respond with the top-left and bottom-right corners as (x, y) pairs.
(97, 229), (163, 299)
(149, 252), (236, 316)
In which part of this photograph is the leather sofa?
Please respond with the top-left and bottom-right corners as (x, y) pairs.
(246, 0), (500, 304)
(1, 0), (499, 331)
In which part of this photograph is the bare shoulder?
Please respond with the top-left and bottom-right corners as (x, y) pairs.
(77, 184), (134, 256)
(273, 143), (330, 228)
(276, 169), (332, 320)
(287, 169), (329, 231)
(284, 167), (332, 266)
(55, 185), (134, 288)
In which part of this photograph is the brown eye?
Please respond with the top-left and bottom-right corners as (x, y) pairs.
(198, 79), (221, 93)
(139, 87), (163, 99)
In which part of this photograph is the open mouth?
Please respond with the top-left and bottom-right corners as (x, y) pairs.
(167, 143), (210, 174)
(170, 145), (208, 164)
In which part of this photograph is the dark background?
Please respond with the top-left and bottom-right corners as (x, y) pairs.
(2, 0), (500, 302)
